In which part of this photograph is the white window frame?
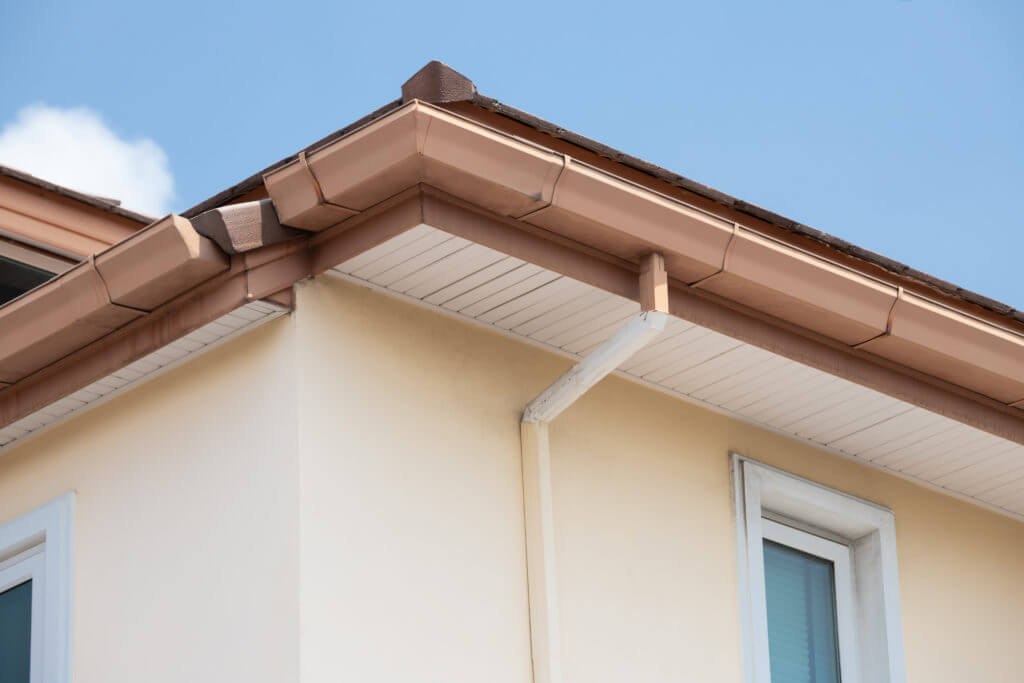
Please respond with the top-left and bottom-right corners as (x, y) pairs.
(732, 454), (906, 683)
(761, 518), (857, 682)
(0, 493), (75, 683)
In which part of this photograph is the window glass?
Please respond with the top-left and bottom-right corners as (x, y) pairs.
(763, 540), (841, 683)
(0, 579), (32, 683)
(0, 256), (54, 305)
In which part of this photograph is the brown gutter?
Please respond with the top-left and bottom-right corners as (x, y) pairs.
(418, 190), (1024, 446)
(261, 99), (1024, 410)
(4, 63), (1021, 448)
(453, 89), (1024, 329)
(0, 191), (345, 394)
(0, 190), (427, 427)
(0, 215), (228, 386)
(182, 100), (405, 220)
(3, 182), (1024, 448)
(183, 61), (1024, 332)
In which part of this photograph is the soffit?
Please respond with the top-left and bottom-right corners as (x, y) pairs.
(330, 225), (1024, 521)
(0, 300), (287, 452)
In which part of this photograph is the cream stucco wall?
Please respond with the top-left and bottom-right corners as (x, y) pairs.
(0, 320), (300, 683)
(1, 271), (1022, 682)
(298, 274), (1024, 683)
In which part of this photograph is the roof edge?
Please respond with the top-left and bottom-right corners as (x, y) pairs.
(461, 93), (1023, 325)
(175, 66), (1023, 330)
(0, 165), (154, 224)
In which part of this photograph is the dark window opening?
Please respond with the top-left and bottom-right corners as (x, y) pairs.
(0, 256), (54, 305)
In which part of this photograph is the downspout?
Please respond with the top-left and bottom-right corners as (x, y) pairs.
(520, 253), (669, 683)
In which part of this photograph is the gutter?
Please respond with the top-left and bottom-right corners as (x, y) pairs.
(0, 189), (427, 427)
(184, 61), (1024, 330)
(7, 84), (1020, 446)
(519, 253), (669, 683)
(0, 215), (227, 386)
(259, 96), (1024, 410)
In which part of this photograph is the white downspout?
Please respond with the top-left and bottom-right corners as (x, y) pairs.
(520, 253), (669, 683)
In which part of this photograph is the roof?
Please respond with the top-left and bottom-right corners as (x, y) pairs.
(0, 164), (154, 225)
(1, 61), (1024, 522)
(0, 59), (1022, 456)
(182, 61), (1023, 329)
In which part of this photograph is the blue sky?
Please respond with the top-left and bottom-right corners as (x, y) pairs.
(1, 1), (1021, 307)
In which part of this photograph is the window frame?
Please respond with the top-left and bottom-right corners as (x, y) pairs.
(0, 493), (75, 683)
(0, 547), (45, 683)
(0, 238), (75, 275)
(732, 454), (906, 683)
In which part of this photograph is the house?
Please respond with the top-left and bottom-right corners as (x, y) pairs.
(0, 61), (1022, 683)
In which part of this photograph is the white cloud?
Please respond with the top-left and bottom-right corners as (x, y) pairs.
(0, 105), (174, 216)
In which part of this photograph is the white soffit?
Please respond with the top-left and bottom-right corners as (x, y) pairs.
(331, 224), (1024, 521)
(0, 300), (288, 453)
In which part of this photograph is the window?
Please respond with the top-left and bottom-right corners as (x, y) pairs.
(732, 455), (906, 683)
(0, 494), (74, 683)
(0, 238), (73, 306)
(0, 256), (54, 305)
(0, 549), (42, 682)
(761, 520), (853, 683)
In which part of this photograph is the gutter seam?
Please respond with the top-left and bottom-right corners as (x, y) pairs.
(852, 286), (903, 349)
(297, 151), (360, 215)
(690, 222), (740, 288)
(515, 154), (570, 221)
(88, 253), (148, 315)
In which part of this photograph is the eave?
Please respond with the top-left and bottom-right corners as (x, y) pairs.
(259, 96), (1024, 416)
(0, 62), (1021, 519)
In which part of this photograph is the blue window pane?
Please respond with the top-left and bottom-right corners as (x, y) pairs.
(0, 578), (31, 683)
(763, 540), (841, 683)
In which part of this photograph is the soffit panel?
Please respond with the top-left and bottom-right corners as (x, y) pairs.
(331, 225), (1024, 521)
(0, 301), (287, 453)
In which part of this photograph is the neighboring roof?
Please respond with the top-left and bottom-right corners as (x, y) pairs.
(0, 165), (153, 225)
(183, 61), (1023, 329)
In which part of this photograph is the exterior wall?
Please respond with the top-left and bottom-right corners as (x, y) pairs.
(295, 276), (536, 683)
(0, 320), (300, 683)
(0, 271), (1021, 682)
(299, 274), (1024, 683)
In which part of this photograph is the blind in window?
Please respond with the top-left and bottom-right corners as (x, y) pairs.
(763, 540), (841, 683)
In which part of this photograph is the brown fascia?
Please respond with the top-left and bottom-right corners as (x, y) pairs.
(1, 61), (1023, 445)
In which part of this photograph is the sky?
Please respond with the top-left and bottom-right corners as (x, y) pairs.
(1, 0), (1021, 307)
